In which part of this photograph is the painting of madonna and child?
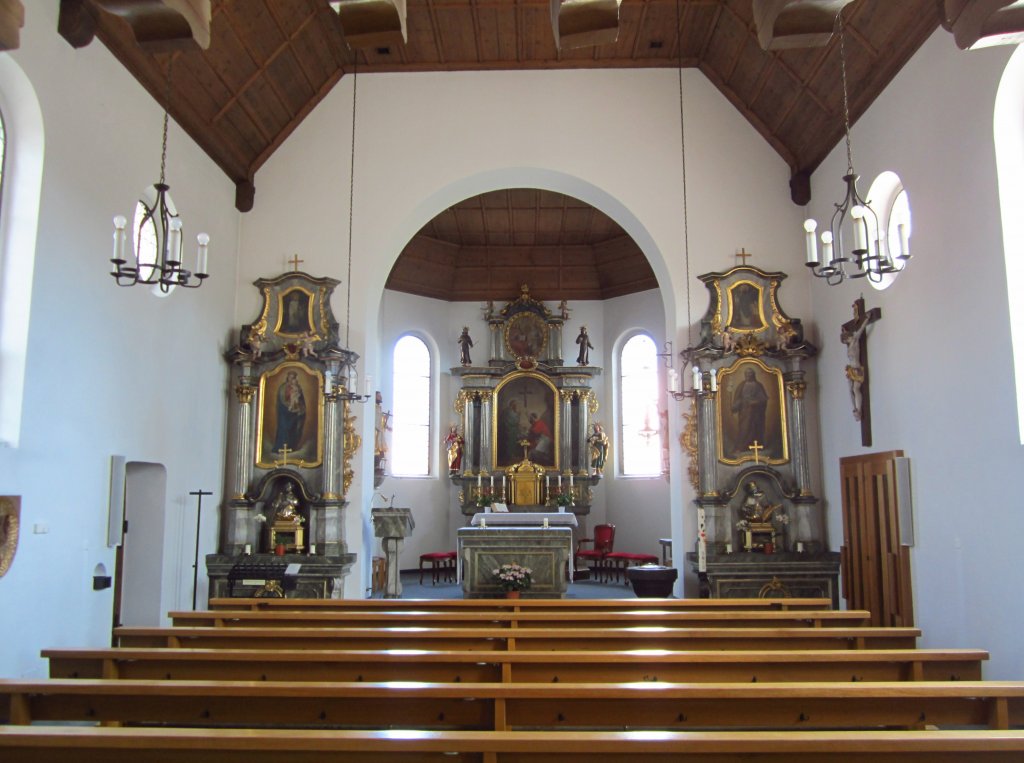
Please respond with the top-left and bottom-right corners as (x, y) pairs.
(494, 374), (557, 470)
(256, 363), (323, 468)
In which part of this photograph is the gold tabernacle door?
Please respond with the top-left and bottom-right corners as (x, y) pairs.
(507, 453), (545, 506)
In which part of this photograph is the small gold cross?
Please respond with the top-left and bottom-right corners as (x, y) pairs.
(288, 254), (304, 272)
(748, 440), (764, 464)
(735, 248), (752, 265)
(276, 444), (293, 466)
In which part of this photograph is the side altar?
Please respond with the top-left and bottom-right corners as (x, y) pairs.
(682, 265), (838, 599)
(206, 271), (358, 600)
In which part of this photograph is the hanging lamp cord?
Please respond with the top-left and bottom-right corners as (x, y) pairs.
(676, 0), (692, 349)
(345, 58), (358, 354)
(159, 55), (174, 186)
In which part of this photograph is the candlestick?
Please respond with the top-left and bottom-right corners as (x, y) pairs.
(543, 518), (549, 529)
(569, 474), (574, 488)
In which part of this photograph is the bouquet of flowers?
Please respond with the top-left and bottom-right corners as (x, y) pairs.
(476, 493), (493, 509)
(493, 562), (533, 592)
(553, 491), (573, 507)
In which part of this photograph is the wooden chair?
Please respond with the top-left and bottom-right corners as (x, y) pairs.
(418, 551), (456, 585)
(575, 523), (615, 581)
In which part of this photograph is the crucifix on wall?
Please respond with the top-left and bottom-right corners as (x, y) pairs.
(841, 297), (882, 447)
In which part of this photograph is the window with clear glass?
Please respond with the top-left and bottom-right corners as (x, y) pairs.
(390, 335), (432, 476)
(0, 109), (7, 214)
(620, 333), (661, 476)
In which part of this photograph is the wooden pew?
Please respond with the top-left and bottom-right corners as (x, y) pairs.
(3, 678), (1023, 730)
(44, 647), (986, 684)
(4, 726), (1024, 762)
(170, 608), (871, 630)
(114, 624), (920, 651)
(210, 596), (834, 612)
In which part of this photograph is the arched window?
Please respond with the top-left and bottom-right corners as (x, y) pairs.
(390, 335), (432, 476)
(620, 333), (661, 476)
(995, 45), (1024, 444)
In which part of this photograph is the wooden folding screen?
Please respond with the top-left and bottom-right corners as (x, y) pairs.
(839, 450), (914, 627)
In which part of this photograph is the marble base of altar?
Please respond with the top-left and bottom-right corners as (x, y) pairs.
(206, 553), (356, 601)
(686, 551), (841, 608)
(458, 526), (572, 598)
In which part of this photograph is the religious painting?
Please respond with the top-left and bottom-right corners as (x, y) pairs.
(256, 362), (324, 468)
(726, 280), (767, 333)
(275, 286), (315, 337)
(492, 372), (558, 470)
(0, 496), (20, 578)
(504, 312), (548, 360)
(716, 358), (788, 466)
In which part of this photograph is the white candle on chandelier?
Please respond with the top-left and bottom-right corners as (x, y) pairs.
(851, 206), (867, 253)
(364, 376), (373, 398)
(802, 219), (819, 265)
(111, 215), (128, 268)
(668, 368), (679, 394)
(167, 217), (183, 265)
(709, 369), (718, 393)
(692, 366), (702, 392)
(196, 233), (210, 276)
(821, 231), (834, 264)
(897, 222), (910, 258)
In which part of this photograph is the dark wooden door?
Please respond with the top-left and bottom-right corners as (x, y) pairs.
(839, 451), (914, 627)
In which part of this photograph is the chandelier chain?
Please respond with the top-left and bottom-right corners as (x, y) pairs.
(837, 11), (854, 176)
(160, 55), (173, 186)
(346, 58), (358, 354)
(676, 0), (692, 349)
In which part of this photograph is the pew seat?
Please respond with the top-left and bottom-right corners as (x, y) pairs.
(209, 597), (834, 612)
(3, 726), (1024, 762)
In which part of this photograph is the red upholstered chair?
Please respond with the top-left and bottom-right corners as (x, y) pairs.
(419, 551), (457, 585)
(575, 524), (616, 581)
(605, 551), (660, 584)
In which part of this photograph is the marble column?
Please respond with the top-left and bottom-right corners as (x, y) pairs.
(578, 392), (592, 475)
(560, 391), (573, 474)
(226, 376), (256, 553)
(785, 370), (812, 496)
(479, 394), (493, 474)
(464, 394), (478, 476)
(697, 387), (718, 499)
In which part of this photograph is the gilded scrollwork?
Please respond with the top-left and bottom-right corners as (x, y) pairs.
(581, 390), (599, 414)
(787, 381), (807, 400)
(454, 389), (474, 415)
(733, 334), (767, 357)
(680, 399), (699, 492)
(342, 400), (361, 498)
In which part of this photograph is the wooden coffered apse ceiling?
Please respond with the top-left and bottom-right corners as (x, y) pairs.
(54, 0), (1008, 300)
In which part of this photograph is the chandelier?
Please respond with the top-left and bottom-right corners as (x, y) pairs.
(803, 11), (910, 286)
(110, 58), (209, 292)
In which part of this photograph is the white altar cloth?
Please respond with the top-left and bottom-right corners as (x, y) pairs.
(470, 511), (578, 527)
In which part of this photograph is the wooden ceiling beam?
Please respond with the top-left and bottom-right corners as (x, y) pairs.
(752, 0), (853, 51)
(551, 0), (623, 50)
(329, 0), (408, 49)
(0, 0), (24, 51)
(62, 0), (212, 51)
(939, 0), (1024, 49)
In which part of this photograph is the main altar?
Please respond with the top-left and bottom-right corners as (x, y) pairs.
(448, 286), (603, 594)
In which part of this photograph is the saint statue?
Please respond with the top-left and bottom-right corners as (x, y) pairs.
(444, 424), (464, 474)
(575, 326), (594, 365)
(457, 327), (474, 366)
(588, 422), (610, 475)
(739, 481), (781, 524)
(271, 482), (303, 524)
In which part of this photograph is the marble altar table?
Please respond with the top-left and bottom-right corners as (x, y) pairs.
(457, 526), (572, 598)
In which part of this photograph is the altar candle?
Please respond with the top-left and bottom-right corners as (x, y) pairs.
(309, 544), (316, 555)
(480, 517), (486, 528)
(490, 476), (494, 490)
(477, 473), (482, 488)
(557, 474), (562, 488)
(725, 543), (732, 554)
(543, 518), (549, 529)
(569, 474), (574, 488)
(501, 475), (506, 495)
(244, 544), (252, 555)
(545, 475), (550, 490)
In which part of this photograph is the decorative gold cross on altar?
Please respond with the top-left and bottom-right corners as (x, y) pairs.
(288, 254), (304, 272)
(276, 444), (293, 466)
(748, 440), (764, 464)
(734, 248), (752, 265)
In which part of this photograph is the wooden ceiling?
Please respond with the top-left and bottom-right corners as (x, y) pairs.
(71, 0), (941, 301)
(385, 188), (658, 301)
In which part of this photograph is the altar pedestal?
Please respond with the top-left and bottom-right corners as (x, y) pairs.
(458, 526), (572, 598)
(686, 551), (841, 607)
(371, 507), (414, 599)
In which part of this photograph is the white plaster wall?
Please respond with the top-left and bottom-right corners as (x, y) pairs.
(240, 66), (802, 596)
(0, 2), (239, 678)
(803, 32), (1023, 678)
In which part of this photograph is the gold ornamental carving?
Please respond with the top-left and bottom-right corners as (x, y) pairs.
(733, 333), (767, 357)
(758, 576), (793, 599)
(235, 384), (256, 404)
(581, 389), (599, 414)
(454, 389), (476, 415)
(342, 400), (361, 498)
(787, 381), (807, 400)
(0, 496), (20, 578)
(680, 400), (699, 493)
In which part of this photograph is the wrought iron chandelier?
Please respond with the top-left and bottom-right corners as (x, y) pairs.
(110, 58), (208, 293)
(803, 11), (909, 286)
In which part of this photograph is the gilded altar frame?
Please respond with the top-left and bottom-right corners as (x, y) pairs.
(491, 371), (559, 471)
(255, 361), (325, 469)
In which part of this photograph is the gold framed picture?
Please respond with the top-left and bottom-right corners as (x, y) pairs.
(504, 312), (548, 360)
(716, 357), (788, 465)
(256, 362), (324, 468)
(492, 372), (559, 469)
(726, 279), (767, 333)
(275, 286), (316, 337)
